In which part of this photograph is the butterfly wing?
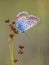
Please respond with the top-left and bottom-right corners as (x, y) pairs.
(24, 15), (40, 30)
(16, 12), (40, 33)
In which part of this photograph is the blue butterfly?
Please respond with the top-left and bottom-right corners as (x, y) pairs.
(16, 11), (40, 33)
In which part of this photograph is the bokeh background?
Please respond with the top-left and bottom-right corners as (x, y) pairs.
(0, 0), (49, 65)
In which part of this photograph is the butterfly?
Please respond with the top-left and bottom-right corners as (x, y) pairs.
(16, 11), (40, 33)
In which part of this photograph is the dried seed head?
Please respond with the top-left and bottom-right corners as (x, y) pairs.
(12, 21), (15, 24)
(9, 24), (14, 30)
(19, 45), (24, 49)
(18, 51), (24, 55)
(9, 34), (14, 39)
(14, 30), (19, 34)
(13, 28), (16, 31)
(18, 50), (24, 55)
(14, 59), (18, 63)
(5, 18), (9, 23)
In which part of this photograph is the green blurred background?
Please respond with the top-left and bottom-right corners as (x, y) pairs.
(0, 0), (49, 65)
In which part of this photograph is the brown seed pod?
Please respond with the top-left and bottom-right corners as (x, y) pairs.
(18, 50), (24, 55)
(13, 28), (16, 31)
(19, 45), (24, 49)
(18, 51), (24, 55)
(9, 34), (14, 39)
(9, 24), (14, 30)
(5, 19), (9, 23)
(14, 59), (18, 63)
(12, 21), (15, 24)
(9, 24), (13, 28)
(14, 30), (19, 34)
